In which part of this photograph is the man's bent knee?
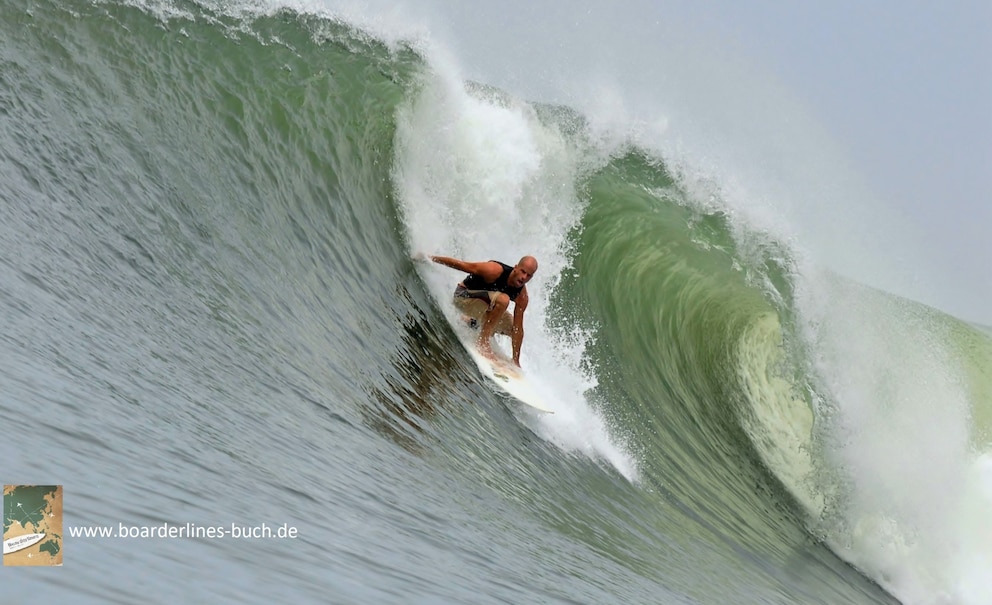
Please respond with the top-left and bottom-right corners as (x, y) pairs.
(489, 293), (510, 312)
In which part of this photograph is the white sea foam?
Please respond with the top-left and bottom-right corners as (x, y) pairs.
(391, 52), (639, 481)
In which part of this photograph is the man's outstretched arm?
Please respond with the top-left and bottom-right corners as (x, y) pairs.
(426, 255), (502, 282)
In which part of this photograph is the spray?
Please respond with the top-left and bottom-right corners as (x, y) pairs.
(392, 52), (638, 481)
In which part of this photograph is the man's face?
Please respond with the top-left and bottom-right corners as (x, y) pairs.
(509, 260), (537, 287)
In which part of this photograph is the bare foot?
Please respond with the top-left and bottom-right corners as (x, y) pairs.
(476, 340), (497, 362)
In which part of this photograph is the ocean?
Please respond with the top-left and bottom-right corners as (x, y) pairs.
(1, 0), (990, 603)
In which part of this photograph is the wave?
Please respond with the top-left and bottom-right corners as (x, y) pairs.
(2, 0), (990, 603)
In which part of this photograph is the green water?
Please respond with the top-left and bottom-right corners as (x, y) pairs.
(2, 0), (989, 603)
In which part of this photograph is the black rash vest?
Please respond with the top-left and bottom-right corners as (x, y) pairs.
(462, 261), (523, 301)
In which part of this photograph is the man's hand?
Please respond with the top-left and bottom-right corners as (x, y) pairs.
(411, 251), (431, 263)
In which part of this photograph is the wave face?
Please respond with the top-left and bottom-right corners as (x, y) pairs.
(2, 1), (990, 603)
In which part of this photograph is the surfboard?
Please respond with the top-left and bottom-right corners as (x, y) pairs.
(4, 532), (46, 554)
(463, 342), (554, 414)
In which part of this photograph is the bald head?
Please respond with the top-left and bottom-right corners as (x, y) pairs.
(509, 256), (538, 288)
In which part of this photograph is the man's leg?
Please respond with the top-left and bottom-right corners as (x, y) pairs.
(477, 293), (510, 359)
(454, 297), (513, 335)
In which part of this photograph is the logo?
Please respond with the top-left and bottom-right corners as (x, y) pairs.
(3, 485), (63, 566)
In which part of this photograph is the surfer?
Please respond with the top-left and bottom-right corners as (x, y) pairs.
(422, 254), (537, 366)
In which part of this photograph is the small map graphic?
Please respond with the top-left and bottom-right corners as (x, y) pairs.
(4, 485), (63, 566)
